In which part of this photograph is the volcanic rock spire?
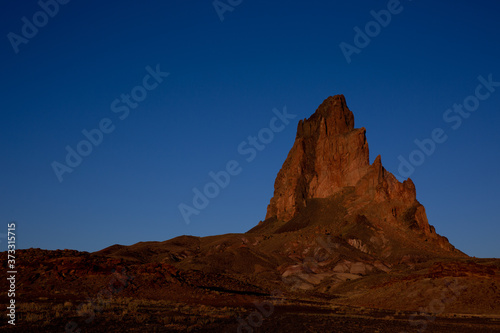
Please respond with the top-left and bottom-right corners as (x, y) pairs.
(266, 95), (369, 221)
(264, 95), (453, 250)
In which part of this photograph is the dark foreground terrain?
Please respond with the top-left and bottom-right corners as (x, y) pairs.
(2, 294), (500, 332)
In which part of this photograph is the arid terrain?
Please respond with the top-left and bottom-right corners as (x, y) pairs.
(2, 95), (499, 332)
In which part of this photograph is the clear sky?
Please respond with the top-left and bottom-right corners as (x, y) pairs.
(1, 0), (499, 258)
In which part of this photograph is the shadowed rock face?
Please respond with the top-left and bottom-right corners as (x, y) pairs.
(265, 95), (454, 251)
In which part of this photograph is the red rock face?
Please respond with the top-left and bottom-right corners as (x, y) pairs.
(266, 95), (370, 221)
(265, 94), (440, 241)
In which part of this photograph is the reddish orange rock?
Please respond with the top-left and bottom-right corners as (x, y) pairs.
(266, 95), (370, 221)
(265, 94), (454, 251)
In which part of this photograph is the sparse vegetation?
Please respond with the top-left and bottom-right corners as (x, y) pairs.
(14, 297), (243, 331)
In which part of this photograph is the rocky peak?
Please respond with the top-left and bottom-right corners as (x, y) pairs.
(266, 95), (370, 221)
(264, 95), (452, 250)
(296, 95), (354, 138)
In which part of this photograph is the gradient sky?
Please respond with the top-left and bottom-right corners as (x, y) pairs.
(1, 0), (499, 258)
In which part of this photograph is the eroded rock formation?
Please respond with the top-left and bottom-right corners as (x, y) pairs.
(265, 95), (451, 249)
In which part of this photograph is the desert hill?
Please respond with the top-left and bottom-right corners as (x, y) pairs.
(2, 95), (499, 332)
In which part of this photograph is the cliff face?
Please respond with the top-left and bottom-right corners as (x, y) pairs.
(265, 95), (446, 244)
(266, 95), (369, 221)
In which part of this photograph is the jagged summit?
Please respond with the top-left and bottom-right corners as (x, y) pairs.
(301, 95), (355, 135)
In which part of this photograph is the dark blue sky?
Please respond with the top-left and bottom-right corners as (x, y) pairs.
(1, 0), (499, 257)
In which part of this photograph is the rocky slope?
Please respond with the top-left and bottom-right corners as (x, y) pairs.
(2, 95), (499, 333)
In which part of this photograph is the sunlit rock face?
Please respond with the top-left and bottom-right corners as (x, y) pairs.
(265, 94), (450, 247)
